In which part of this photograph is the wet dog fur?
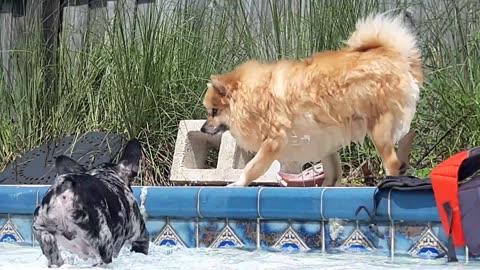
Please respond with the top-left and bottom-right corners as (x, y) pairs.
(200, 13), (424, 187)
(32, 139), (149, 268)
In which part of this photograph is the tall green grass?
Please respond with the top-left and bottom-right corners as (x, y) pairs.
(1, 0), (479, 185)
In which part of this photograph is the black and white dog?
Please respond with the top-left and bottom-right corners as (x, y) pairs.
(32, 139), (149, 268)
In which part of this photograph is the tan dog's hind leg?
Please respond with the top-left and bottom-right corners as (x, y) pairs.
(321, 152), (343, 187)
(228, 135), (287, 187)
(397, 129), (415, 174)
(368, 113), (402, 176)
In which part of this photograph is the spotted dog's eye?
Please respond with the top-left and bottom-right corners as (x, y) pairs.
(211, 109), (218, 116)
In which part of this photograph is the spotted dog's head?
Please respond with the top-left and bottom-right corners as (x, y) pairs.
(55, 138), (143, 187)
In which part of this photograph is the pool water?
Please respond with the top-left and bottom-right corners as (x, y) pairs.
(0, 243), (478, 270)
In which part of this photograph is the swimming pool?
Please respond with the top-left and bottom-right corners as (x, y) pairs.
(0, 185), (478, 269)
(1, 242), (478, 270)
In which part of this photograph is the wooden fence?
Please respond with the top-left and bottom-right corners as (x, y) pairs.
(0, 0), (478, 87)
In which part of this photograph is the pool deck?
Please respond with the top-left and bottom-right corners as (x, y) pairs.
(0, 185), (471, 262)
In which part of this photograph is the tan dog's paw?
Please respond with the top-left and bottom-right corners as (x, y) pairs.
(227, 173), (248, 187)
(227, 181), (246, 187)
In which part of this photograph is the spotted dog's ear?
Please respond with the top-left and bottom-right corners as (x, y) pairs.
(115, 139), (143, 184)
(55, 156), (87, 175)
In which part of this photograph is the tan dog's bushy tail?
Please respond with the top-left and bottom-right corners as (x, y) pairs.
(345, 13), (423, 85)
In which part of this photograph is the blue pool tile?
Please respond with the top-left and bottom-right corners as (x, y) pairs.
(258, 188), (324, 220)
(9, 215), (33, 244)
(260, 220), (320, 252)
(325, 220), (390, 254)
(395, 222), (429, 257)
(0, 187), (38, 214)
(146, 218), (166, 242)
(325, 220), (355, 250)
(290, 221), (322, 250)
(198, 187), (259, 219)
(322, 188), (378, 221)
(169, 218), (196, 248)
(390, 190), (440, 222)
(155, 218), (197, 248)
(225, 219), (257, 249)
(431, 222), (467, 261)
(0, 214), (32, 244)
(198, 219), (226, 248)
(145, 187), (198, 218)
(198, 219), (256, 249)
(394, 222), (464, 260)
(260, 220), (290, 251)
(362, 222), (391, 254)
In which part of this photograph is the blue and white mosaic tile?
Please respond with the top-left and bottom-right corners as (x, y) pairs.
(0, 215), (32, 244)
(289, 221), (322, 250)
(224, 219), (256, 249)
(359, 222), (391, 254)
(340, 226), (375, 251)
(152, 218), (195, 248)
(260, 220), (320, 252)
(0, 217), (24, 242)
(146, 218), (166, 242)
(153, 223), (187, 247)
(198, 219), (227, 248)
(426, 222), (467, 260)
(272, 226), (309, 251)
(210, 224), (244, 248)
(395, 222), (448, 259)
(325, 219), (390, 253)
(408, 226), (447, 258)
(261, 220), (290, 251)
(198, 219), (255, 249)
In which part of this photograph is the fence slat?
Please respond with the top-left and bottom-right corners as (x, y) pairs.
(135, 0), (156, 46)
(0, 1), (14, 84)
(88, 0), (109, 45)
(62, 0), (90, 52)
(116, 0), (137, 41)
(0, 0), (25, 88)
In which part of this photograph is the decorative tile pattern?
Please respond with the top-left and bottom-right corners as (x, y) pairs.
(272, 226), (309, 251)
(290, 221), (322, 250)
(151, 218), (195, 248)
(261, 220), (292, 250)
(407, 226), (447, 258)
(169, 218), (196, 248)
(0, 215), (33, 244)
(146, 218), (166, 242)
(340, 226), (375, 251)
(396, 223), (429, 255)
(260, 220), (321, 252)
(325, 219), (390, 254)
(228, 219), (257, 249)
(198, 219), (256, 249)
(210, 225), (243, 248)
(153, 224), (186, 247)
(426, 222), (467, 260)
(0, 218), (24, 242)
(198, 219), (226, 248)
(395, 222), (451, 259)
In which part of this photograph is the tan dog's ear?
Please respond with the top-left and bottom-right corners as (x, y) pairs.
(210, 75), (228, 96)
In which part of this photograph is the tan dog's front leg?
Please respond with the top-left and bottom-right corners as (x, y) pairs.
(228, 136), (286, 187)
(321, 152), (343, 187)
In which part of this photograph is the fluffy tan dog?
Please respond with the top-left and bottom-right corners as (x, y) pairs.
(200, 13), (424, 187)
